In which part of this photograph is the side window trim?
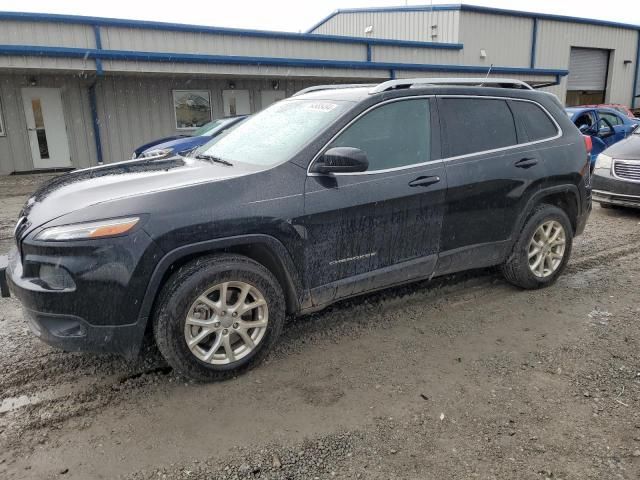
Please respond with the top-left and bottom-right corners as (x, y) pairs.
(307, 95), (440, 177)
(437, 95), (562, 160)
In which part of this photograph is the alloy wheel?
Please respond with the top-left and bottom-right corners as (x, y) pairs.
(184, 281), (268, 365)
(527, 220), (566, 278)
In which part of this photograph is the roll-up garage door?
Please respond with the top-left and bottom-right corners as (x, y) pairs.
(567, 47), (609, 90)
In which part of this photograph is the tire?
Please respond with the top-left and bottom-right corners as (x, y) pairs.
(153, 254), (285, 382)
(501, 204), (573, 289)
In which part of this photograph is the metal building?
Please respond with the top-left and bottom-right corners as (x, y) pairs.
(0, 4), (638, 174)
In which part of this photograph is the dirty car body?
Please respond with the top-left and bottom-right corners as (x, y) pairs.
(2, 79), (592, 380)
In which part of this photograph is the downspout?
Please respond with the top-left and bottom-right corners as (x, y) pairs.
(633, 30), (640, 109)
(530, 17), (538, 69)
(90, 24), (104, 164)
(88, 83), (103, 165)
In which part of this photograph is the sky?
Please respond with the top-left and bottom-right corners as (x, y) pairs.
(0, 0), (638, 32)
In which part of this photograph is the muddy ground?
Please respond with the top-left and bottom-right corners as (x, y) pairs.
(0, 174), (639, 480)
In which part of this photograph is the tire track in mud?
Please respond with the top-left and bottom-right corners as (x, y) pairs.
(1, 217), (638, 455)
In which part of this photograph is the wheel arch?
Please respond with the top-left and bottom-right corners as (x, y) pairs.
(137, 234), (305, 336)
(513, 185), (581, 240)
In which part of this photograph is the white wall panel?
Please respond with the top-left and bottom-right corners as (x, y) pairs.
(101, 27), (365, 61)
(458, 12), (532, 67)
(312, 10), (460, 43)
(0, 21), (95, 48)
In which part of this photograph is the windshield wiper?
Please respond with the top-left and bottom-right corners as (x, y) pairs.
(194, 154), (233, 166)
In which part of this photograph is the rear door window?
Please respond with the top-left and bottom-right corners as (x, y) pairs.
(598, 110), (623, 126)
(510, 100), (559, 142)
(327, 98), (431, 171)
(440, 98), (517, 157)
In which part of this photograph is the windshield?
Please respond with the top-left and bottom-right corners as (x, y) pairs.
(191, 118), (236, 137)
(196, 99), (352, 166)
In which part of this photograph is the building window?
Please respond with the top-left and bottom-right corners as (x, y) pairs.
(172, 90), (212, 130)
(0, 97), (5, 136)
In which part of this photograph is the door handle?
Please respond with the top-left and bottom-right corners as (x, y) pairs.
(408, 175), (440, 187)
(514, 157), (538, 169)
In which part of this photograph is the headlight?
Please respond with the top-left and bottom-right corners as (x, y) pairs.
(140, 147), (173, 159)
(594, 154), (613, 170)
(35, 217), (140, 241)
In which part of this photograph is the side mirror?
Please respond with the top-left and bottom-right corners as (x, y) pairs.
(312, 147), (369, 174)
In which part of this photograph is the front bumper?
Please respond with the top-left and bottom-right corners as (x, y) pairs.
(592, 189), (640, 208)
(20, 307), (146, 358)
(4, 228), (163, 358)
(592, 165), (640, 209)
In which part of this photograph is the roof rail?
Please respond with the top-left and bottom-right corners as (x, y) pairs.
(293, 83), (376, 97)
(369, 77), (534, 94)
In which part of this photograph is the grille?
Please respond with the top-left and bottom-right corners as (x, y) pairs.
(613, 160), (640, 182)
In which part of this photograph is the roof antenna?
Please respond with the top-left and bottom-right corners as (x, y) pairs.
(480, 63), (494, 87)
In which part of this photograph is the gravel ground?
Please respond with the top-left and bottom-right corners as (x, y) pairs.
(0, 174), (639, 480)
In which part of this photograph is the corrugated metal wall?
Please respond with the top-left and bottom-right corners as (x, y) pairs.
(100, 60), (387, 79)
(101, 27), (365, 61)
(0, 74), (96, 174)
(93, 76), (374, 163)
(311, 10), (460, 43)
(0, 20), (95, 48)
(536, 19), (638, 104)
(458, 12), (532, 67)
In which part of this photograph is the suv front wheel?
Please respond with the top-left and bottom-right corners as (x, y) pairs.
(502, 204), (573, 289)
(153, 254), (285, 382)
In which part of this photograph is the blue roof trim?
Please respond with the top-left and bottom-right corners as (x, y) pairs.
(0, 11), (462, 50)
(0, 44), (569, 77)
(308, 3), (640, 33)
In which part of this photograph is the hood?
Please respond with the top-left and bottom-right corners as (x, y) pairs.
(20, 156), (258, 232)
(141, 136), (209, 156)
(134, 135), (188, 157)
(603, 134), (640, 160)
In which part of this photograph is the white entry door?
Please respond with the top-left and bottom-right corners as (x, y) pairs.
(21, 87), (71, 169)
(222, 89), (250, 116)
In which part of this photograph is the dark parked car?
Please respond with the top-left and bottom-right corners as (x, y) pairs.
(566, 106), (639, 168)
(591, 129), (640, 209)
(132, 116), (247, 159)
(1, 78), (592, 381)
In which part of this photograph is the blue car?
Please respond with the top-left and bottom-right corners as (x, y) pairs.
(132, 116), (247, 159)
(566, 107), (639, 167)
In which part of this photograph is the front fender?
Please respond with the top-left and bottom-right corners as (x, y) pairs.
(135, 233), (305, 334)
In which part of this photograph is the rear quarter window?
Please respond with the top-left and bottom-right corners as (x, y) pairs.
(440, 98), (517, 157)
(510, 100), (559, 142)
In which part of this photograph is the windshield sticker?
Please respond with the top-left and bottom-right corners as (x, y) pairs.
(304, 102), (338, 112)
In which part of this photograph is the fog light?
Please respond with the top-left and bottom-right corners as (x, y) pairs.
(39, 264), (75, 290)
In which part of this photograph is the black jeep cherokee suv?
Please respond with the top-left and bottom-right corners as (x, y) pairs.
(1, 78), (591, 381)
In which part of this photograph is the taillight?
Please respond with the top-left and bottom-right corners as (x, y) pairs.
(583, 135), (592, 154)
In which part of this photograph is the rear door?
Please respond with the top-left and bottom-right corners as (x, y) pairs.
(597, 109), (629, 144)
(436, 96), (557, 274)
(302, 97), (447, 304)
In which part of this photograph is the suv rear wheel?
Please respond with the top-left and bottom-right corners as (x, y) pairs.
(153, 254), (285, 382)
(502, 204), (573, 289)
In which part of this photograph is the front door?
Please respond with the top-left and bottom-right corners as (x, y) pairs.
(21, 87), (71, 169)
(302, 97), (446, 306)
